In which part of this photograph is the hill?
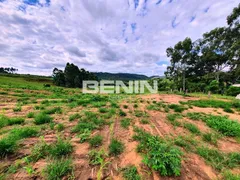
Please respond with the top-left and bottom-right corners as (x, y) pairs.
(94, 72), (149, 81)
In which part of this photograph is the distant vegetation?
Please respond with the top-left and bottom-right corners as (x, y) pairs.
(94, 72), (149, 81)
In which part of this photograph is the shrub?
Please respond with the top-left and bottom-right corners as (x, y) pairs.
(88, 149), (106, 165)
(224, 107), (234, 113)
(226, 86), (240, 96)
(0, 137), (17, 158)
(120, 118), (131, 129)
(44, 158), (73, 180)
(109, 139), (124, 156)
(49, 137), (73, 158)
(34, 113), (53, 125)
(27, 112), (35, 118)
(122, 165), (141, 180)
(69, 113), (81, 121)
(89, 135), (103, 147)
(184, 123), (200, 134)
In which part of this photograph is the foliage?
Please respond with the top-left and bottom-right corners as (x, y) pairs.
(78, 129), (91, 143)
(166, 113), (182, 126)
(34, 113), (53, 125)
(48, 137), (73, 158)
(69, 113), (81, 121)
(183, 123), (200, 134)
(89, 135), (103, 147)
(56, 123), (64, 132)
(43, 107), (62, 114)
(202, 133), (218, 145)
(226, 86), (240, 96)
(27, 112), (35, 118)
(120, 118), (131, 129)
(122, 165), (141, 180)
(44, 158), (73, 180)
(88, 149), (106, 165)
(109, 139), (124, 156)
(168, 104), (186, 113)
(119, 110), (127, 117)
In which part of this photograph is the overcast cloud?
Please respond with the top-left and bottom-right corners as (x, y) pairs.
(0, 0), (239, 76)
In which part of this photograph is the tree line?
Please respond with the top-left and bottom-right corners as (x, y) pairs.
(0, 67), (18, 74)
(164, 4), (240, 95)
(52, 63), (97, 88)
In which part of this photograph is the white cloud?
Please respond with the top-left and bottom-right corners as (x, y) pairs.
(0, 0), (239, 76)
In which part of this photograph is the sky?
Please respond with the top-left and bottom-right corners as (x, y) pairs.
(0, 0), (239, 76)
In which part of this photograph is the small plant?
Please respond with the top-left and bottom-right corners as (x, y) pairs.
(133, 104), (138, 108)
(123, 105), (128, 109)
(88, 149), (106, 165)
(78, 129), (91, 143)
(69, 113), (81, 121)
(121, 118), (131, 129)
(49, 137), (73, 158)
(27, 112), (35, 118)
(0, 137), (17, 158)
(119, 110), (127, 117)
(174, 135), (196, 151)
(224, 107), (234, 113)
(89, 135), (103, 147)
(99, 107), (108, 113)
(56, 123), (64, 132)
(166, 113), (181, 126)
(184, 123), (200, 134)
(13, 106), (22, 112)
(109, 139), (124, 156)
(29, 137), (49, 162)
(44, 158), (73, 180)
(8, 117), (25, 125)
(168, 104), (186, 113)
(202, 133), (218, 145)
(186, 112), (206, 121)
(34, 112), (53, 125)
(44, 107), (62, 114)
(135, 110), (148, 117)
(140, 118), (149, 124)
(122, 165), (141, 180)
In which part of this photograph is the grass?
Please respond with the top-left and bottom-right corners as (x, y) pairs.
(78, 129), (91, 143)
(69, 113), (81, 121)
(44, 158), (73, 180)
(13, 105), (22, 112)
(56, 123), (64, 132)
(109, 139), (124, 156)
(49, 137), (73, 158)
(168, 104), (186, 113)
(43, 106), (62, 114)
(27, 112), (35, 118)
(34, 112), (53, 125)
(120, 118), (131, 129)
(119, 110), (127, 117)
(197, 146), (240, 171)
(166, 113), (182, 126)
(99, 107), (108, 113)
(122, 165), (141, 180)
(184, 123), (200, 134)
(89, 135), (103, 147)
(174, 135), (197, 151)
(133, 128), (182, 176)
(202, 133), (219, 145)
(140, 118), (149, 124)
(88, 149), (107, 165)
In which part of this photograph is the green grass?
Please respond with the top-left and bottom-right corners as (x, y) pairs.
(222, 171), (240, 180)
(122, 165), (141, 180)
(202, 133), (219, 145)
(174, 135), (197, 151)
(133, 128), (182, 176)
(34, 112), (53, 125)
(186, 112), (206, 121)
(140, 118), (149, 124)
(168, 104), (186, 113)
(69, 113), (81, 121)
(89, 135), (103, 147)
(120, 118), (131, 129)
(109, 139), (124, 156)
(166, 113), (182, 126)
(0, 136), (17, 158)
(56, 123), (64, 132)
(78, 129), (91, 143)
(88, 149), (107, 165)
(44, 158), (73, 180)
(43, 107), (62, 114)
(0, 115), (25, 128)
(13, 106), (22, 112)
(184, 123), (200, 134)
(99, 107), (108, 113)
(119, 110), (127, 117)
(197, 146), (240, 171)
(27, 112), (35, 118)
(49, 137), (73, 158)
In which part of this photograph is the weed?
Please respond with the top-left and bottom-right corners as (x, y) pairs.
(8, 117), (25, 125)
(0, 115), (9, 128)
(29, 137), (49, 162)
(166, 113), (182, 126)
(135, 110), (148, 117)
(122, 165), (141, 180)
(121, 118), (131, 129)
(168, 104), (186, 113)
(10, 127), (38, 139)
(56, 123), (64, 132)
(78, 129), (91, 143)
(49, 137), (73, 158)
(27, 112), (35, 118)
(89, 135), (103, 147)
(174, 135), (197, 151)
(69, 113), (81, 121)
(186, 112), (206, 121)
(123, 105), (128, 109)
(13, 106), (22, 112)
(184, 123), (200, 134)
(133, 104), (138, 108)
(34, 112), (53, 125)
(99, 107), (108, 113)
(202, 133), (218, 145)
(109, 139), (124, 156)
(222, 171), (240, 180)
(140, 118), (149, 124)
(224, 107), (234, 113)
(0, 137), (17, 158)
(88, 149), (107, 165)
(44, 107), (62, 114)
(119, 110), (127, 117)
(44, 158), (73, 180)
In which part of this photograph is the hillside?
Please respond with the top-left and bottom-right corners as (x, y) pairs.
(94, 72), (149, 81)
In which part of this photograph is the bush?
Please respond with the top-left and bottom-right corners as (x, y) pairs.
(89, 135), (103, 147)
(0, 115), (9, 128)
(120, 118), (131, 129)
(226, 86), (240, 96)
(34, 113), (53, 125)
(44, 159), (73, 180)
(109, 139), (124, 156)
(0, 137), (17, 158)
(122, 165), (141, 180)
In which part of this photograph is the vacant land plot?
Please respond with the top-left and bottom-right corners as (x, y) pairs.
(0, 79), (240, 180)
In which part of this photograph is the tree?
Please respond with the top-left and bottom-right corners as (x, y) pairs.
(53, 68), (65, 86)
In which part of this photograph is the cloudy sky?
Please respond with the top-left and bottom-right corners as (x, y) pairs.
(0, 0), (239, 76)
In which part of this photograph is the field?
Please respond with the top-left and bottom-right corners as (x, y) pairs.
(0, 76), (240, 180)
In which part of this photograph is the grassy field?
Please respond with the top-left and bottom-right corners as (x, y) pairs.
(0, 75), (240, 180)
